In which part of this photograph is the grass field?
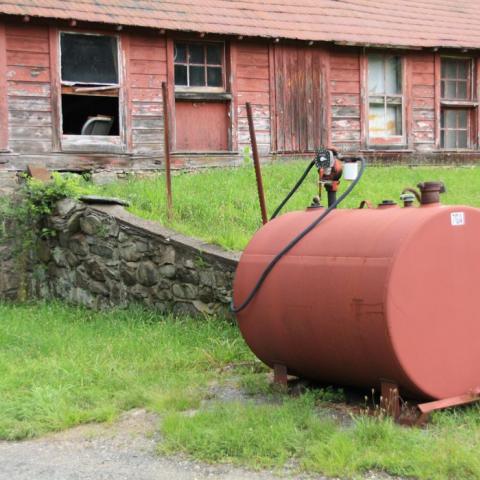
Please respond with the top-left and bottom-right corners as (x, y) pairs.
(2, 302), (480, 479)
(82, 162), (480, 250)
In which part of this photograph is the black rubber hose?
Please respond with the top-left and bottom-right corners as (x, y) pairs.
(270, 160), (316, 220)
(231, 156), (365, 314)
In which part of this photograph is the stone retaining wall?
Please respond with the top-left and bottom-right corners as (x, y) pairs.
(0, 219), (21, 300)
(37, 199), (240, 316)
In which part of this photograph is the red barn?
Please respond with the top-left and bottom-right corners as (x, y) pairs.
(1, 0), (480, 184)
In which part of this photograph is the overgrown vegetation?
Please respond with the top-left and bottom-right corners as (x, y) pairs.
(2, 302), (480, 479)
(0, 302), (251, 440)
(0, 173), (82, 248)
(81, 163), (480, 250)
(0, 174), (82, 298)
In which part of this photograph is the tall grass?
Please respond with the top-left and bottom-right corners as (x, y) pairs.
(162, 397), (480, 479)
(0, 302), (250, 439)
(2, 302), (480, 478)
(84, 163), (480, 250)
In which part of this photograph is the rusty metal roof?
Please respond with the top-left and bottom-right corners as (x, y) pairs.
(1, 1), (480, 49)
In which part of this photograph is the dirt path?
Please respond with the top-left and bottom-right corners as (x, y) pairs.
(0, 409), (328, 480)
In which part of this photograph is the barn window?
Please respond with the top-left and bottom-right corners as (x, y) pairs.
(440, 58), (475, 149)
(174, 42), (224, 90)
(59, 33), (121, 138)
(367, 54), (404, 142)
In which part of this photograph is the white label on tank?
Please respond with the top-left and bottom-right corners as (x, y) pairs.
(451, 212), (465, 226)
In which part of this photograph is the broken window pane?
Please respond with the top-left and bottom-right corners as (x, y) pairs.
(61, 33), (118, 84)
(61, 94), (119, 135)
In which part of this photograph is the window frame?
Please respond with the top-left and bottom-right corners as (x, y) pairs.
(440, 108), (471, 149)
(56, 30), (126, 153)
(173, 40), (226, 93)
(366, 53), (406, 147)
(438, 55), (477, 151)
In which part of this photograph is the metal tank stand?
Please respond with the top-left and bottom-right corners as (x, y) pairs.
(380, 381), (480, 425)
(381, 381), (400, 420)
(416, 388), (480, 425)
(273, 364), (288, 387)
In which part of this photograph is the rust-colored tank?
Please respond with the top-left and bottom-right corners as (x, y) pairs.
(234, 186), (480, 400)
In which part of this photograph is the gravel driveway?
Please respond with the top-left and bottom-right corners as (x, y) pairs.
(0, 408), (404, 480)
(0, 409), (326, 480)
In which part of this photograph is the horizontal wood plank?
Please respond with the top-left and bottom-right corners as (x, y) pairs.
(6, 65), (50, 82)
(7, 51), (49, 67)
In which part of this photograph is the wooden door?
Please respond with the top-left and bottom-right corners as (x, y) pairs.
(274, 45), (326, 153)
(175, 100), (229, 151)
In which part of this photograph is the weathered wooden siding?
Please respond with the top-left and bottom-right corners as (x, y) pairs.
(273, 45), (327, 153)
(128, 32), (166, 156)
(6, 23), (53, 154)
(330, 49), (361, 152)
(410, 53), (436, 151)
(1, 18), (480, 171)
(236, 41), (271, 156)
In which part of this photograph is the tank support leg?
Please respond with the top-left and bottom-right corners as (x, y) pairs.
(416, 388), (480, 425)
(381, 381), (400, 420)
(273, 364), (288, 387)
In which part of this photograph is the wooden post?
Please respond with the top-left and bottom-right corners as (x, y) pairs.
(246, 102), (268, 225)
(162, 81), (173, 220)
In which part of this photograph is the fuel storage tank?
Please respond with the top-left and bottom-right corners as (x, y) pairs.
(233, 186), (480, 401)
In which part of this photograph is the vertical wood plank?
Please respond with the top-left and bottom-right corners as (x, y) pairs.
(0, 22), (8, 150)
(297, 46), (306, 151)
(276, 44), (285, 152)
(227, 41), (238, 152)
(121, 32), (133, 152)
(48, 26), (61, 151)
(312, 47), (321, 149)
(268, 44), (277, 153)
(281, 45), (290, 152)
(305, 49), (314, 151)
(405, 56), (414, 149)
(283, 45), (292, 151)
(166, 36), (176, 152)
(319, 48), (331, 147)
(475, 57), (480, 149)
(434, 53), (441, 149)
(359, 49), (369, 149)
